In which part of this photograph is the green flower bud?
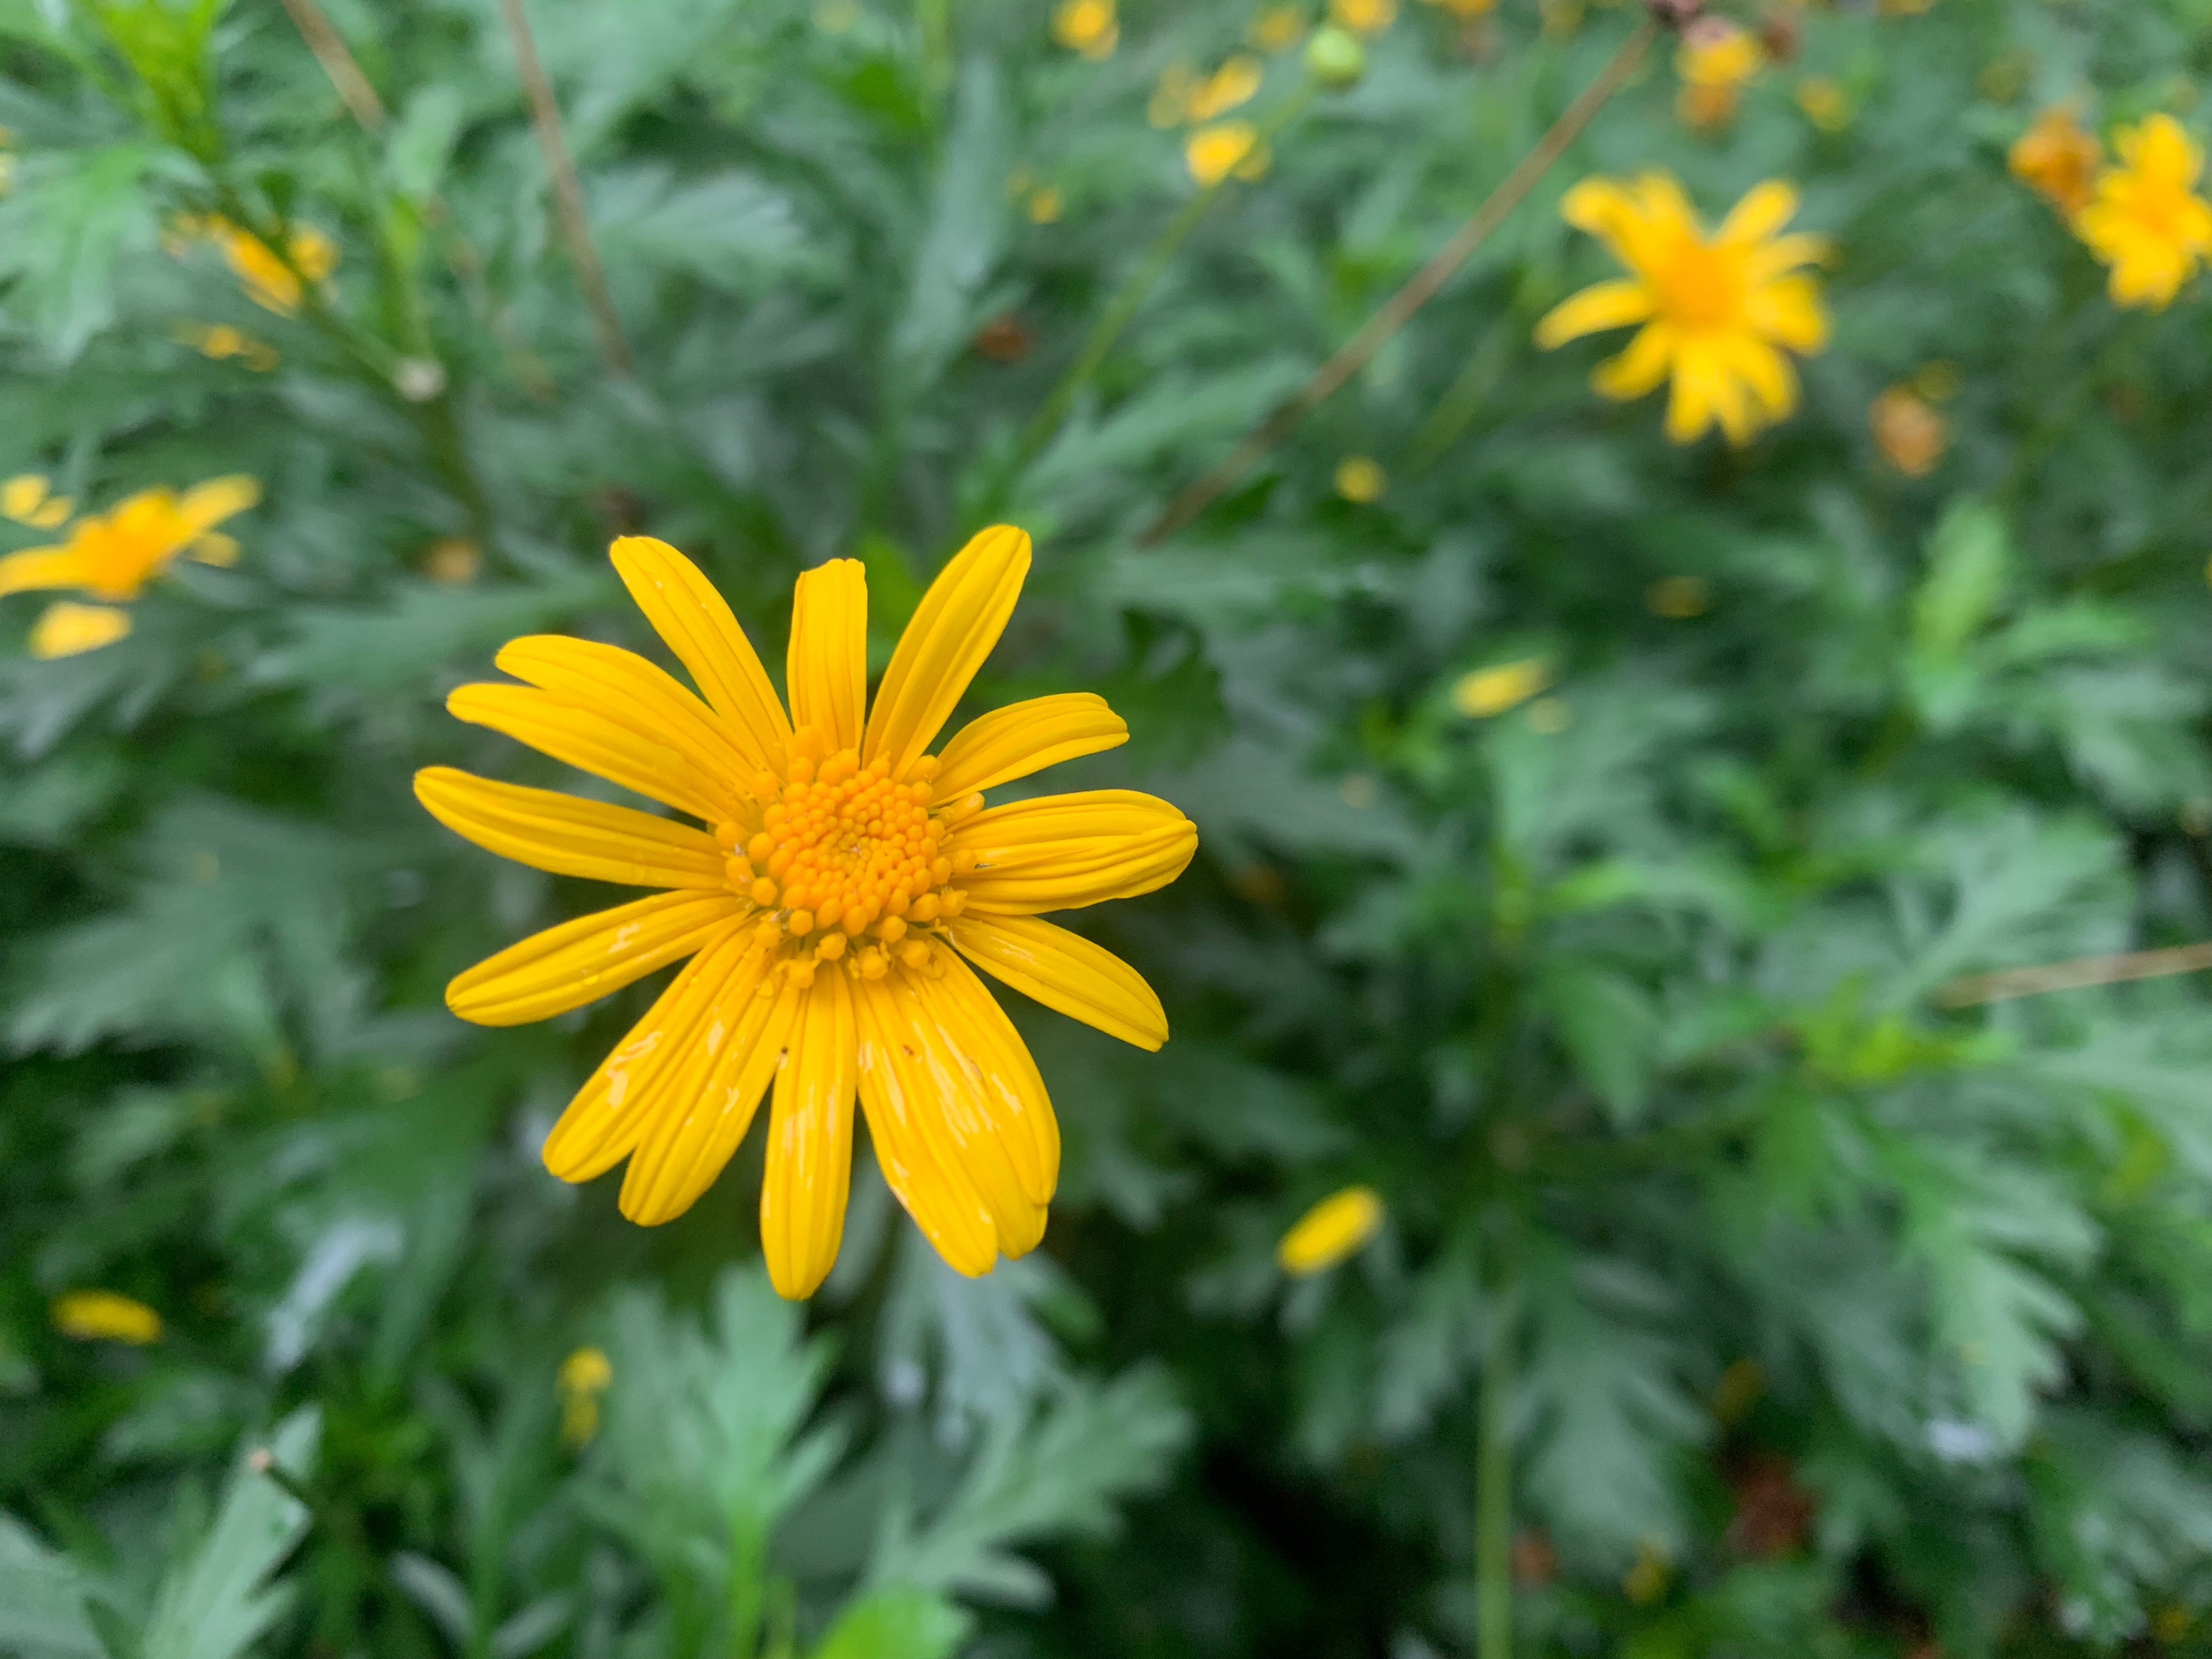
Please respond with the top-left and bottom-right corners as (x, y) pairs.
(1304, 25), (1365, 92)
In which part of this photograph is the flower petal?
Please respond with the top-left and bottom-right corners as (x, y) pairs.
(1717, 180), (1799, 245)
(1591, 322), (1675, 401)
(787, 557), (867, 751)
(496, 635), (757, 802)
(446, 683), (735, 824)
(954, 789), (1197, 915)
(29, 602), (131, 659)
(542, 928), (759, 1180)
(415, 766), (729, 888)
(1745, 275), (1829, 352)
(611, 536), (792, 770)
(862, 525), (1031, 780)
(1533, 279), (1656, 348)
(618, 959), (799, 1225)
(176, 475), (261, 537)
(919, 951), (1061, 1202)
(931, 692), (1128, 799)
(445, 889), (744, 1026)
(950, 912), (1169, 1050)
(0, 547), (89, 598)
(855, 968), (1043, 1272)
(760, 967), (859, 1298)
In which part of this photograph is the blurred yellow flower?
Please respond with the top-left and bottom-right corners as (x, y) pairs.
(1876, 0), (1934, 14)
(558, 1345), (613, 1447)
(1249, 5), (1307, 51)
(1646, 575), (1710, 618)
(2075, 114), (2212, 309)
(1536, 173), (1832, 446)
(1277, 1185), (1383, 1275)
(1026, 185), (1064, 224)
(0, 477), (259, 602)
(2009, 105), (2101, 217)
(53, 1290), (162, 1344)
(1452, 657), (1551, 717)
(1675, 19), (1761, 131)
(1186, 121), (1266, 186)
(1187, 55), (1264, 121)
(177, 321), (279, 372)
(180, 216), (338, 315)
(1051, 0), (1118, 60)
(1869, 385), (1948, 477)
(1795, 78), (1848, 133)
(29, 601), (133, 659)
(1334, 455), (1386, 502)
(1329, 0), (1395, 37)
(2, 474), (73, 530)
(425, 537), (483, 583)
(1422, 0), (1497, 15)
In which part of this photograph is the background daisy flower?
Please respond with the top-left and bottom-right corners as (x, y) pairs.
(416, 528), (1197, 1298)
(2075, 114), (2212, 310)
(1674, 18), (1762, 131)
(1536, 173), (1832, 446)
(0, 476), (259, 656)
(2009, 105), (2102, 217)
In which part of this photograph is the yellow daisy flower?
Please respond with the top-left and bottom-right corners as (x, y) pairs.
(417, 529), (1197, 1298)
(1329, 0), (1394, 36)
(1186, 121), (1267, 186)
(1869, 383), (1948, 477)
(1674, 19), (1762, 131)
(1051, 0), (1118, 60)
(2, 474), (72, 530)
(1277, 1185), (1384, 1276)
(557, 1345), (613, 1447)
(1452, 657), (1551, 717)
(1536, 173), (1832, 446)
(1186, 55), (1264, 122)
(0, 476), (260, 657)
(2075, 114), (2212, 311)
(178, 215), (339, 315)
(2008, 105), (2101, 217)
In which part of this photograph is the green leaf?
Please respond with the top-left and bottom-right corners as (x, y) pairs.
(0, 143), (163, 359)
(808, 1587), (970, 1659)
(141, 1406), (321, 1659)
(0, 1513), (104, 1659)
(1540, 961), (1660, 1128)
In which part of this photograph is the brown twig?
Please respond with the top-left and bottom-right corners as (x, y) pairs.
(1138, 17), (1658, 546)
(495, 0), (632, 377)
(1934, 941), (2212, 1008)
(276, 0), (387, 128)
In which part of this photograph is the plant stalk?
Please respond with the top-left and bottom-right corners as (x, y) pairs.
(496, 0), (633, 377)
(1140, 18), (1657, 545)
(1476, 1298), (1516, 1659)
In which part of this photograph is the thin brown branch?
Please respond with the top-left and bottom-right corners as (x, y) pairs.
(1934, 941), (2212, 1008)
(1139, 17), (1658, 547)
(495, 0), (632, 377)
(276, 0), (387, 129)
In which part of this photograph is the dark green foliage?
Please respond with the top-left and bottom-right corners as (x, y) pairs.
(8, 0), (2212, 1654)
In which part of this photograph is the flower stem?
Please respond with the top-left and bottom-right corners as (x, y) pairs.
(1016, 83), (1317, 467)
(1141, 17), (1658, 546)
(1476, 1295), (1516, 1659)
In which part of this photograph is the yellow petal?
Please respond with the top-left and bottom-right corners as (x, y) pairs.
(855, 970), (1042, 1271)
(760, 967), (860, 1298)
(618, 962), (799, 1225)
(189, 532), (240, 567)
(862, 525), (1031, 779)
(931, 692), (1128, 798)
(415, 766), (729, 888)
(950, 912), (1168, 1050)
(29, 601), (131, 658)
(920, 952), (1060, 1202)
(52, 1289), (163, 1344)
(1, 475), (49, 521)
(1717, 179), (1798, 245)
(27, 496), (73, 530)
(541, 929), (759, 1180)
(495, 635), (756, 800)
(1588, 320), (1674, 401)
(954, 789), (1198, 915)
(610, 536), (792, 770)
(1745, 231), (1832, 280)
(446, 683), (736, 824)
(787, 557), (868, 752)
(446, 889), (744, 1026)
(1723, 335), (1798, 421)
(1533, 279), (1656, 348)
(1664, 348), (1722, 444)
(176, 475), (261, 537)
(1745, 275), (1829, 352)
(0, 547), (89, 598)
(1277, 1185), (1384, 1275)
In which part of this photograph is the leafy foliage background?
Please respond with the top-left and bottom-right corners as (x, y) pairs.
(8, 0), (2212, 1654)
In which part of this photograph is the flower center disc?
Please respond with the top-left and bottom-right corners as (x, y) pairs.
(734, 747), (947, 940)
(1654, 238), (1748, 333)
